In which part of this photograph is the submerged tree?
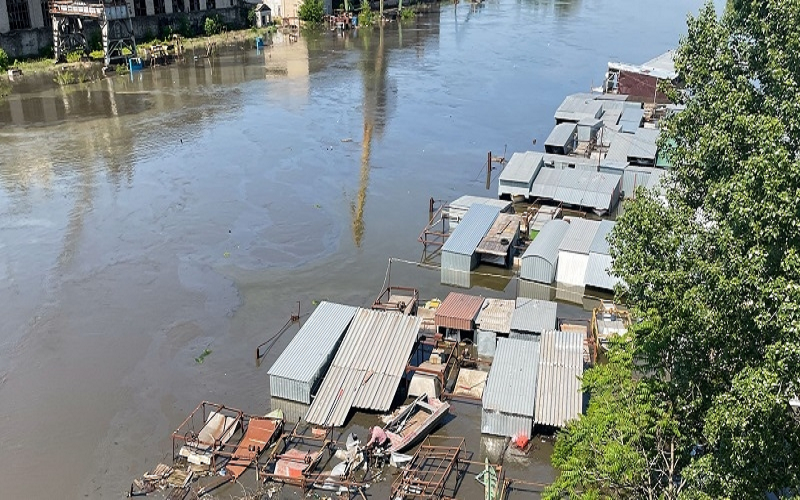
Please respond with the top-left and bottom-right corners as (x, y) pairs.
(549, 1), (800, 498)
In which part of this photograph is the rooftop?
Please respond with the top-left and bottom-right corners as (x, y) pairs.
(510, 298), (558, 334)
(559, 218), (601, 254)
(499, 151), (545, 184)
(441, 204), (501, 256)
(476, 298), (515, 334)
(482, 338), (541, 417)
(435, 292), (485, 331)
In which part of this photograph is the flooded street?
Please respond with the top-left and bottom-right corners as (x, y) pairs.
(0, 1), (708, 497)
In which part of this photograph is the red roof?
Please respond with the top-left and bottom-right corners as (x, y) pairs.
(435, 292), (484, 331)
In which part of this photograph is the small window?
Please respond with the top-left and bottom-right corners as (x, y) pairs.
(8, 0), (32, 30)
(134, 0), (148, 16)
(568, 163), (576, 169)
(154, 0), (166, 14)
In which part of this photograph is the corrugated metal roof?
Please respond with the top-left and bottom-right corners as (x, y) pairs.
(530, 169), (621, 212)
(559, 218), (601, 254)
(435, 292), (485, 331)
(629, 128), (660, 160)
(608, 51), (677, 80)
(554, 94), (604, 122)
(584, 252), (620, 291)
(646, 168), (667, 192)
(522, 219), (570, 266)
(448, 196), (512, 213)
(510, 298), (558, 334)
(619, 106), (644, 131)
(545, 123), (577, 148)
(476, 298), (515, 334)
(482, 338), (541, 417)
(535, 330), (584, 427)
(305, 309), (422, 427)
(588, 220), (615, 255)
(441, 204), (500, 256)
(268, 301), (358, 385)
(499, 151), (545, 184)
(605, 131), (633, 162)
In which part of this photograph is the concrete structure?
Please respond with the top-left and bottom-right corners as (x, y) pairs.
(481, 337), (540, 438)
(555, 218), (600, 287)
(440, 204), (501, 288)
(535, 330), (584, 428)
(498, 151), (544, 199)
(520, 219), (569, 284)
(267, 301), (357, 404)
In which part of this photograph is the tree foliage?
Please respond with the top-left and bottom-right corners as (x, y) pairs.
(298, 0), (324, 24)
(551, 1), (800, 498)
(0, 47), (10, 71)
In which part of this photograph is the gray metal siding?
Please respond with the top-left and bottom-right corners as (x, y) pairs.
(623, 165), (657, 197)
(477, 329), (497, 358)
(441, 204), (501, 256)
(521, 219), (570, 284)
(482, 338), (540, 413)
(535, 330), (584, 428)
(584, 252), (620, 291)
(499, 151), (545, 184)
(589, 220), (615, 255)
(545, 123), (577, 149)
(518, 279), (556, 301)
(559, 218), (601, 254)
(441, 251), (472, 288)
(267, 301), (358, 403)
(521, 256), (556, 284)
(481, 410), (534, 438)
(510, 298), (558, 334)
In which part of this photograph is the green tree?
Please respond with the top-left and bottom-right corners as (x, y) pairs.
(551, 1), (800, 498)
(298, 0), (324, 24)
(0, 47), (9, 71)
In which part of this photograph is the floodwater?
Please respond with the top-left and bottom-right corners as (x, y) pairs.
(0, 1), (712, 498)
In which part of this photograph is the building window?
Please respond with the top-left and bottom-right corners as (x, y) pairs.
(172, 0), (184, 12)
(41, 0), (50, 27)
(206, 0), (215, 9)
(134, 0), (147, 16)
(8, 0), (32, 30)
(154, 0), (166, 14)
(189, 0), (199, 11)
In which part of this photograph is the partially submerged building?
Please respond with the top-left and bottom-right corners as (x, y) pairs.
(529, 167), (622, 215)
(603, 51), (678, 104)
(498, 151), (544, 199)
(267, 301), (358, 404)
(584, 220), (620, 292)
(535, 330), (585, 428)
(476, 213), (520, 267)
(440, 204), (502, 287)
(481, 337), (541, 437)
(305, 309), (422, 427)
(445, 195), (512, 230)
(520, 219), (570, 284)
(555, 218), (601, 287)
(510, 298), (558, 338)
(475, 298), (515, 359)
(544, 123), (577, 155)
(435, 292), (485, 342)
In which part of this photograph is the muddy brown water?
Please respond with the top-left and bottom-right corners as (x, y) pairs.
(0, 1), (714, 498)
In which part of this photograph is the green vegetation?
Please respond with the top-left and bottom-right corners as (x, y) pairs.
(528, 229), (539, 240)
(54, 67), (93, 85)
(358, 0), (374, 26)
(298, 0), (324, 24)
(399, 7), (415, 20)
(0, 80), (10, 99)
(195, 348), (212, 364)
(0, 47), (8, 71)
(547, 2), (800, 498)
(65, 51), (84, 64)
(204, 15), (224, 36)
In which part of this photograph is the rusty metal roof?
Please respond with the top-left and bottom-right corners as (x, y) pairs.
(476, 213), (520, 257)
(435, 292), (485, 331)
(305, 309), (422, 427)
(476, 298), (515, 334)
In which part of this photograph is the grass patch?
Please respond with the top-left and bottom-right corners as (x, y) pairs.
(400, 7), (415, 20)
(529, 229), (540, 240)
(54, 67), (94, 85)
(195, 348), (212, 364)
(0, 80), (11, 98)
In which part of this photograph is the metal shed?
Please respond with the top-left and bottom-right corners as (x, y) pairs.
(628, 128), (660, 166)
(268, 301), (358, 404)
(445, 196), (512, 230)
(498, 151), (545, 199)
(441, 204), (501, 287)
(530, 168), (622, 215)
(535, 330), (584, 428)
(305, 309), (422, 427)
(556, 218), (601, 287)
(544, 123), (577, 155)
(623, 165), (657, 197)
(481, 337), (541, 437)
(577, 117), (603, 143)
(619, 105), (644, 132)
(476, 298), (515, 358)
(435, 292), (485, 332)
(584, 220), (620, 291)
(520, 219), (570, 284)
(476, 213), (520, 267)
(554, 94), (604, 124)
(510, 298), (558, 337)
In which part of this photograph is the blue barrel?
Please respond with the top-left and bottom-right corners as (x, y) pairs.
(352, 16), (358, 27)
(255, 36), (264, 48)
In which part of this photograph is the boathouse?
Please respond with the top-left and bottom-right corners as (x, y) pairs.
(305, 309), (422, 427)
(535, 330), (585, 428)
(445, 195), (512, 230)
(606, 127), (660, 167)
(476, 213), (520, 267)
(441, 204), (501, 288)
(498, 151), (544, 199)
(544, 123), (577, 155)
(510, 298), (558, 339)
(475, 298), (515, 359)
(529, 167), (622, 215)
(603, 51), (677, 104)
(520, 219), (570, 284)
(584, 220), (620, 292)
(553, 94), (604, 124)
(435, 292), (485, 342)
(267, 301), (357, 404)
(481, 337), (540, 438)
(555, 218), (601, 287)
